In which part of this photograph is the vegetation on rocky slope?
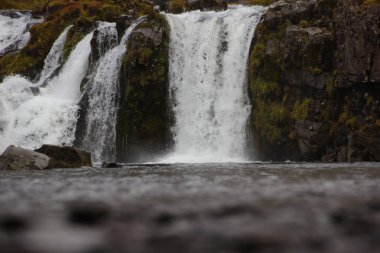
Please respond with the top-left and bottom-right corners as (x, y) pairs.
(0, 0), (49, 10)
(0, 0), (154, 81)
(117, 13), (171, 162)
(248, 0), (380, 161)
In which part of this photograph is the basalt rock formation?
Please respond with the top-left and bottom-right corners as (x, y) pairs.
(117, 13), (171, 162)
(248, 0), (380, 161)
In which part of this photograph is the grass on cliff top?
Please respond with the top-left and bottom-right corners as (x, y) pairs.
(0, 0), (153, 13)
(363, 0), (380, 6)
(0, 0), (49, 10)
(0, 0), (154, 80)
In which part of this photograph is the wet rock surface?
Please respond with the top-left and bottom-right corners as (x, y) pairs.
(34, 144), (92, 169)
(0, 163), (380, 253)
(0, 145), (50, 170)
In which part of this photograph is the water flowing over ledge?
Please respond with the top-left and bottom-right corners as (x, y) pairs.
(81, 18), (145, 163)
(0, 29), (94, 152)
(160, 5), (266, 163)
(0, 10), (43, 56)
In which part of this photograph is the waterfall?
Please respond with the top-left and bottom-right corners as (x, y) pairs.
(81, 18), (144, 163)
(0, 11), (43, 56)
(0, 30), (94, 152)
(162, 6), (266, 163)
(38, 25), (73, 84)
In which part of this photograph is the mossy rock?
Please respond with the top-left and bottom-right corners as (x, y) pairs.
(248, 0), (380, 161)
(247, 0), (335, 160)
(116, 13), (171, 162)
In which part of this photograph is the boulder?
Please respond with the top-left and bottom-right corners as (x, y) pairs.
(34, 145), (92, 169)
(0, 145), (50, 170)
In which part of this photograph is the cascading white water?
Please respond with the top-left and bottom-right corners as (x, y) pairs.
(82, 19), (144, 163)
(0, 11), (43, 55)
(162, 5), (266, 163)
(38, 25), (73, 84)
(0, 30), (94, 152)
(94, 22), (119, 58)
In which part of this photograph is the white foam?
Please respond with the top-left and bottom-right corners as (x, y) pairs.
(161, 6), (266, 163)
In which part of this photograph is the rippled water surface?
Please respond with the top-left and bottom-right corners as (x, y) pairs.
(0, 163), (380, 253)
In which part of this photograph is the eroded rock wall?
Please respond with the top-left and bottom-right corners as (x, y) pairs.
(116, 14), (171, 162)
(248, 0), (380, 161)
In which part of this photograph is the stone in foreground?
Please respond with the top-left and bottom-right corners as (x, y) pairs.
(0, 145), (50, 170)
(35, 145), (92, 169)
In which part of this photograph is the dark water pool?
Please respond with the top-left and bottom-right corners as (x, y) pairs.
(0, 163), (380, 253)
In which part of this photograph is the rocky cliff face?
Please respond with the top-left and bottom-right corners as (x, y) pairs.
(117, 14), (171, 162)
(1, 0), (379, 162)
(248, 0), (380, 161)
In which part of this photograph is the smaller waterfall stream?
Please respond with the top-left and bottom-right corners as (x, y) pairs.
(82, 18), (144, 163)
(0, 29), (94, 152)
(0, 11), (43, 55)
(38, 25), (73, 84)
(162, 6), (266, 163)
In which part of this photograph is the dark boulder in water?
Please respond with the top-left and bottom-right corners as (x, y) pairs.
(102, 162), (123, 168)
(34, 144), (92, 169)
(0, 145), (50, 170)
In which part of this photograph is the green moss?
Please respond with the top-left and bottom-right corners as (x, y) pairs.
(339, 105), (358, 127)
(116, 13), (170, 160)
(310, 67), (323, 75)
(253, 98), (288, 144)
(248, 19), (292, 145)
(0, 15), (68, 79)
(169, 0), (187, 13)
(0, 0), (156, 80)
(0, 0), (48, 10)
(366, 95), (374, 105)
(251, 78), (280, 96)
(362, 0), (380, 6)
(249, 42), (266, 74)
(291, 99), (311, 120)
(299, 20), (310, 28)
(63, 26), (86, 61)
